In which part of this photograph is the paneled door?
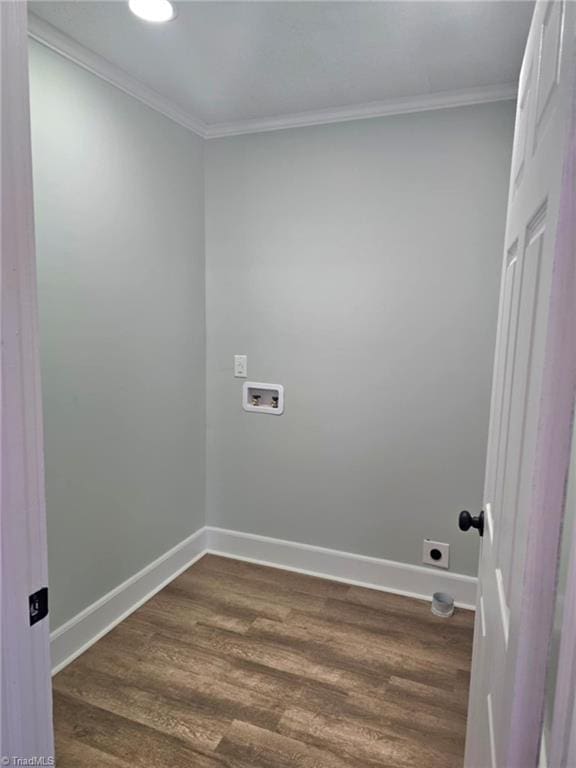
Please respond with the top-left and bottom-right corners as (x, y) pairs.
(463, 2), (576, 766)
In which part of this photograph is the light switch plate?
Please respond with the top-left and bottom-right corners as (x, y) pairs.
(234, 355), (247, 378)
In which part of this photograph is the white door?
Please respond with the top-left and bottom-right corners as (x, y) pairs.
(0, 0), (54, 761)
(464, 2), (576, 766)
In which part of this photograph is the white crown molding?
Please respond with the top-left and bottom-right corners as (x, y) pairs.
(205, 83), (518, 139)
(28, 13), (517, 140)
(27, 14), (209, 138)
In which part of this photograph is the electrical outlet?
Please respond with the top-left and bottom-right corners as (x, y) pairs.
(423, 539), (450, 569)
(234, 355), (247, 378)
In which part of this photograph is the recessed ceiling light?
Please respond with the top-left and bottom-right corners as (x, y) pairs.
(128, 0), (176, 23)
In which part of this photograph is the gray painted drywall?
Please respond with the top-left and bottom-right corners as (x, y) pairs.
(29, 41), (205, 629)
(205, 101), (515, 576)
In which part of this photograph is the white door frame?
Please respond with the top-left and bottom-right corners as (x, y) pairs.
(0, 0), (54, 761)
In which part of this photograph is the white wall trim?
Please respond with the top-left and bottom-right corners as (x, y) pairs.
(51, 524), (477, 675)
(207, 526), (478, 609)
(28, 13), (516, 140)
(50, 527), (208, 674)
(27, 14), (208, 138)
(1, 1), (54, 757)
(204, 84), (517, 138)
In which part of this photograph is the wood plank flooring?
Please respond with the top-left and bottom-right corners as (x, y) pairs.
(53, 555), (474, 767)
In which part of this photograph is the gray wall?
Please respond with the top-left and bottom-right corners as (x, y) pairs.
(205, 102), (515, 576)
(29, 41), (206, 629)
(30, 37), (514, 628)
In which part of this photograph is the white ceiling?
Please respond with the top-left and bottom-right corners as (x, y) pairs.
(29, 1), (533, 135)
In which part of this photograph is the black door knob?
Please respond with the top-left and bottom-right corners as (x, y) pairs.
(459, 510), (484, 537)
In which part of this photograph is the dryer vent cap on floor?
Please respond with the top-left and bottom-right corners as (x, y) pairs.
(431, 592), (455, 618)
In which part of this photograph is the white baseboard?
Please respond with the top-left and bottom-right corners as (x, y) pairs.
(51, 524), (477, 674)
(207, 526), (478, 609)
(50, 527), (207, 674)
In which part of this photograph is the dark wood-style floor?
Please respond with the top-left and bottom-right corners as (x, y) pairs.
(53, 555), (474, 767)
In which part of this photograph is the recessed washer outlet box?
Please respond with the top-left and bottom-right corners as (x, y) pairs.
(242, 382), (284, 415)
(423, 540), (450, 569)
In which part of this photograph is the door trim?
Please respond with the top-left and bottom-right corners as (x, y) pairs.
(0, 0), (53, 759)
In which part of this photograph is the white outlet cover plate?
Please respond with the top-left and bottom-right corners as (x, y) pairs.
(423, 539), (450, 569)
